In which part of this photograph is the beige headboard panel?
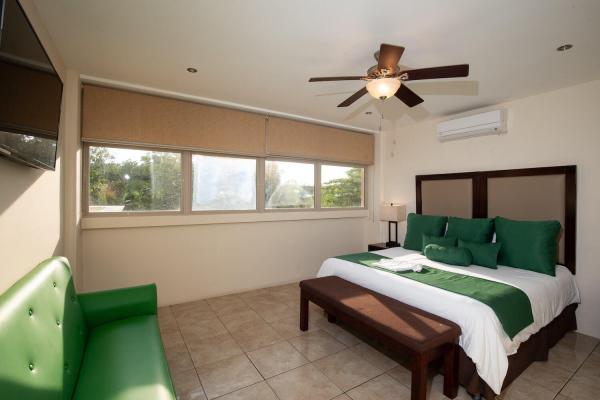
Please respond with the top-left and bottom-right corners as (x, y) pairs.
(488, 175), (566, 264)
(421, 179), (473, 218)
(416, 166), (577, 273)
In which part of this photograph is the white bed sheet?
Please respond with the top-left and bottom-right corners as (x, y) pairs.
(317, 247), (580, 394)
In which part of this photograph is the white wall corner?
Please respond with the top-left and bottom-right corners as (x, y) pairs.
(61, 70), (82, 289)
(363, 123), (390, 246)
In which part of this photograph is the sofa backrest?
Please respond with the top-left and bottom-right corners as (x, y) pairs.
(0, 257), (87, 400)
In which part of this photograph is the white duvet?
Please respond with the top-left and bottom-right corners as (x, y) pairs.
(317, 247), (580, 394)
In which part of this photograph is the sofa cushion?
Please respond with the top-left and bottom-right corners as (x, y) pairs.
(73, 314), (175, 400)
(0, 257), (87, 400)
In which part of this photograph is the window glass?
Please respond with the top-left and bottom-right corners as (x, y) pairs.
(192, 154), (256, 211)
(320, 165), (364, 208)
(265, 160), (314, 209)
(88, 146), (181, 212)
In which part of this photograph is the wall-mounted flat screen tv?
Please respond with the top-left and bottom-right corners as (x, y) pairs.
(0, 0), (63, 170)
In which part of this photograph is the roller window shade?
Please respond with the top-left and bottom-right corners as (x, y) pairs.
(81, 85), (374, 164)
(81, 84), (267, 156)
(266, 117), (374, 165)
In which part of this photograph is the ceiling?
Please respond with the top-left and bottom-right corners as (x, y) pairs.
(32, 0), (600, 132)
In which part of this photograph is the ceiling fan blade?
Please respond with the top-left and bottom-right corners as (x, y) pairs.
(395, 84), (424, 108)
(309, 76), (364, 82)
(378, 44), (405, 73)
(338, 87), (368, 107)
(402, 64), (469, 81)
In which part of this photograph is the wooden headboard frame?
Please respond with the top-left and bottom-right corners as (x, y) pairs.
(416, 165), (577, 273)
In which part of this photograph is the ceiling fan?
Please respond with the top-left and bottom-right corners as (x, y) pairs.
(309, 43), (469, 108)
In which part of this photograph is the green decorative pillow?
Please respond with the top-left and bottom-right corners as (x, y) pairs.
(446, 216), (494, 243)
(422, 234), (457, 251)
(458, 239), (502, 269)
(403, 213), (448, 251)
(424, 244), (472, 266)
(495, 216), (561, 276)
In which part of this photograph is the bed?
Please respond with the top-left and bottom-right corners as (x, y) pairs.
(317, 165), (579, 399)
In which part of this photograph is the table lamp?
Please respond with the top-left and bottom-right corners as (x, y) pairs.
(380, 203), (407, 247)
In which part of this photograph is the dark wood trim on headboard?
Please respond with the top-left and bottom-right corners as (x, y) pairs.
(416, 165), (577, 273)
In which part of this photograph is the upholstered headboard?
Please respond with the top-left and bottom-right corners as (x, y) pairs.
(416, 166), (576, 273)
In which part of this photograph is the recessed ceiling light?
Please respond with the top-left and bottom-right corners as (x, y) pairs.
(186, 67), (198, 73)
(556, 44), (573, 52)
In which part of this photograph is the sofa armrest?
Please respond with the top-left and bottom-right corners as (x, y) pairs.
(78, 284), (157, 329)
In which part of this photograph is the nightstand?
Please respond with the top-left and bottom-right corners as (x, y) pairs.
(368, 242), (401, 251)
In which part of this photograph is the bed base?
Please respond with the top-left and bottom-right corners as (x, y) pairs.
(460, 303), (578, 399)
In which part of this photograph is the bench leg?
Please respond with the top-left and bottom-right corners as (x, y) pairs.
(411, 354), (428, 400)
(300, 292), (309, 331)
(443, 344), (459, 399)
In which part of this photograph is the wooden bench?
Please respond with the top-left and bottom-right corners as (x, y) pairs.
(299, 276), (460, 400)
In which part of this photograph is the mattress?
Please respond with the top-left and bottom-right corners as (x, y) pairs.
(317, 247), (580, 394)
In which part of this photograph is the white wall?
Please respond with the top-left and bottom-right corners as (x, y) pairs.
(79, 128), (385, 307)
(79, 126), (385, 306)
(0, 158), (63, 292)
(60, 70), (82, 289)
(81, 217), (369, 306)
(382, 80), (600, 338)
(0, 0), (66, 293)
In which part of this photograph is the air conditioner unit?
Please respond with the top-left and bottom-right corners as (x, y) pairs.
(437, 109), (507, 141)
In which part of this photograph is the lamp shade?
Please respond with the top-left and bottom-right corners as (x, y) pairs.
(366, 78), (401, 100)
(380, 204), (407, 222)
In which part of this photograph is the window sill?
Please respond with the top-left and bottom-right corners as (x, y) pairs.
(80, 209), (369, 230)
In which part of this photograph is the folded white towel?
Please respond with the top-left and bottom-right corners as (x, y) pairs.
(373, 259), (423, 272)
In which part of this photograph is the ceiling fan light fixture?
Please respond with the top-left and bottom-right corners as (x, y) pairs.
(366, 77), (401, 100)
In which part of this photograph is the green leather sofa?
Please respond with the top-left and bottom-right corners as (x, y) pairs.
(0, 257), (176, 400)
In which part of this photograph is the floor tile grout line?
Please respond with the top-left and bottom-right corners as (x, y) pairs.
(165, 290), (600, 400)
(168, 303), (210, 398)
(164, 292), (317, 398)
(339, 369), (390, 394)
(176, 292), (325, 397)
(552, 340), (600, 399)
(166, 294), (405, 399)
(263, 375), (283, 400)
(384, 362), (416, 391)
(207, 294), (283, 358)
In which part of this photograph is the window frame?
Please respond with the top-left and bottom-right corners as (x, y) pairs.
(82, 142), (368, 218)
(82, 142), (186, 217)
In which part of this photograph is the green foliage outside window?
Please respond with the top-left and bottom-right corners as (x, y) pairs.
(88, 146), (363, 212)
(320, 167), (363, 208)
(88, 146), (181, 211)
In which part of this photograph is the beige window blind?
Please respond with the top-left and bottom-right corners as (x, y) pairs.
(81, 84), (374, 165)
(266, 117), (374, 165)
(81, 84), (267, 156)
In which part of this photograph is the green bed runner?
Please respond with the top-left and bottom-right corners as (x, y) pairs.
(335, 252), (533, 339)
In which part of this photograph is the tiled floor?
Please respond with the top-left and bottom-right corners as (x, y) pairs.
(158, 283), (599, 400)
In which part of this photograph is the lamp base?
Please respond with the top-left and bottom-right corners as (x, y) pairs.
(385, 241), (400, 248)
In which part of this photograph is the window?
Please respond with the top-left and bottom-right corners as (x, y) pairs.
(88, 146), (182, 212)
(85, 143), (367, 217)
(265, 160), (314, 209)
(192, 154), (256, 211)
(320, 165), (364, 208)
